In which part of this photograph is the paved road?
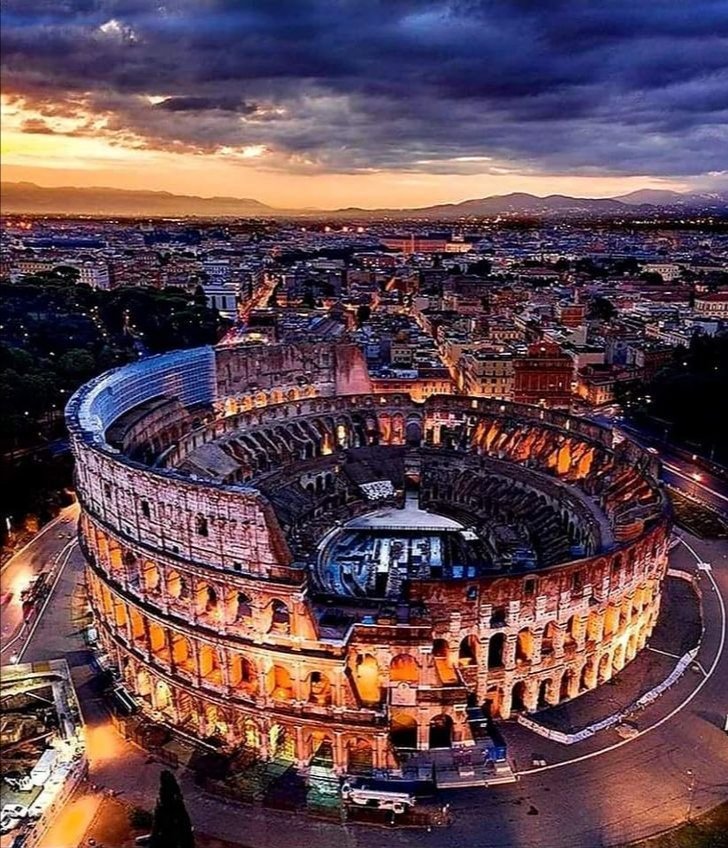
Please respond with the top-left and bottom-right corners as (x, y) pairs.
(5, 518), (727, 848)
(0, 503), (79, 663)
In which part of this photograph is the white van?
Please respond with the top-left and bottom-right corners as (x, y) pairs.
(341, 781), (415, 814)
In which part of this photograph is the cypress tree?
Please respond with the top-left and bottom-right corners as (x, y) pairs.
(149, 769), (195, 848)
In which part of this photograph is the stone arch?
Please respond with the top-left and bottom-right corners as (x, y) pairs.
(352, 654), (381, 705)
(230, 654), (257, 696)
(429, 713), (454, 749)
(483, 686), (503, 718)
(306, 730), (334, 767)
(541, 621), (559, 657)
(235, 591), (253, 623)
(537, 678), (552, 709)
(390, 653), (419, 684)
(597, 651), (612, 684)
(516, 628), (534, 664)
(268, 665), (294, 701)
(198, 644), (223, 685)
(624, 631), (637, 663)
(269, 599), (291, 634)
(166, 569), (187, 600)
(458, 635), (478, 667)
(307, 671), (332, 705)
(142, 560), (160, 594)
(346, 737), (374, 775)
(171, 632), (195, 674)
(559, 668), (576, 702)
(155, 679), (174, 716)
(488, 632), (505, 669)
(136, 667), (152, 702)
(511, 680), (527, 712)
(389, 712), (418, 749)
(604, 604), (620, 638)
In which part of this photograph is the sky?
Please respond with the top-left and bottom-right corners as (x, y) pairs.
(2, 1), (728, 209)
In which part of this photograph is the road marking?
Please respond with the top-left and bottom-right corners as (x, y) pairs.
(662, 462), (728, 505)
(518, 537), (726, 776)
(648, 647), (682, 660)
(7, 538), (78, 662)
(0, 506), (76, 575)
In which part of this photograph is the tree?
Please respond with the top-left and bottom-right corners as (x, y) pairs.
(149, 770), (195, 848)
(588, 296), (616, 321)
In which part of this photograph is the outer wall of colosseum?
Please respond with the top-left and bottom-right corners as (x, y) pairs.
(68, 343), (670, 775)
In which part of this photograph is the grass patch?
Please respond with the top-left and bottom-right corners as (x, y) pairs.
(667, 489), (728, 539)
(626, 802), (728, 847)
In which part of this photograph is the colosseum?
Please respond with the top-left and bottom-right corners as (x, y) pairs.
(67, 341), (670, 777)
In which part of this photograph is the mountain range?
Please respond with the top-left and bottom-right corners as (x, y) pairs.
(2, 181), (727, 219)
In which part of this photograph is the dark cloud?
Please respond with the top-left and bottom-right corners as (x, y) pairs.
(2, 0), (728, 178)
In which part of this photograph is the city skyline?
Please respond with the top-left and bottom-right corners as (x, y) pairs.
(3, 1), (728, 208)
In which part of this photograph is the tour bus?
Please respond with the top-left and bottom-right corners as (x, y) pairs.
(341, 780), (416, 814)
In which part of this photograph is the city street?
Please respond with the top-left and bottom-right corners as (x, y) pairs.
(3, 516), (727, 848)
(0, 503), (79, 664)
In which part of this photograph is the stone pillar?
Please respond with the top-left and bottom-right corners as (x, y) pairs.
(504, 634), (518, 670)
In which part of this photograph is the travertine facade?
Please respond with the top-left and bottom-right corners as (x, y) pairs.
(67, 342), (670, 775)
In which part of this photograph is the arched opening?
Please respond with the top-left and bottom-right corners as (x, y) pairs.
(559, 670), (575, 702)
(352, 654), (381, 705)
(389, 712), (418, 749)
(488, 633), (505, 669)
(307, 671), (332, 705)
(204, 586), (219, 616)
(516, 628), (533, 664)
(171, 632), (195, 675)
(136, 669), (152, 703)
(537, 679), (552, 709)
(405, 420), (422, 447)
(511, 681), (527, 712)
(597, 652), (612, 684)
(564, 615), (579, 648)
(541, 622), (558, 657)
(142, 561), (160, 594)
(269, 724), (295, 761)
(230, 655), (257, 696)
(148, 622), (168, 662)
(458, 635), (478, 667)
(604, 605), (620, 638)
(483, 686), (503, 719)
(198, 644), (223, 685)
(428, 713), (454, 749)
(195, 514), (209, 537)
(268, 665), (294, 701)
(155, 680), (173, 716)
(235, 592), (253, 622)
(390, 654), (419, 683)
(433, 639), (457, 685)
(307, 732), (334, 768)
(269, 600), (291, 634)
(166, 569), (185, 600)
(346, 738), (374, 775)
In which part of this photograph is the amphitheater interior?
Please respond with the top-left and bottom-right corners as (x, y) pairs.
(67, 341), (670, 776)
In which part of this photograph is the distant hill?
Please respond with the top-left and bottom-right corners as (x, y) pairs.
(0, 182), (278, 217)
(2, 181), (727, 219)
